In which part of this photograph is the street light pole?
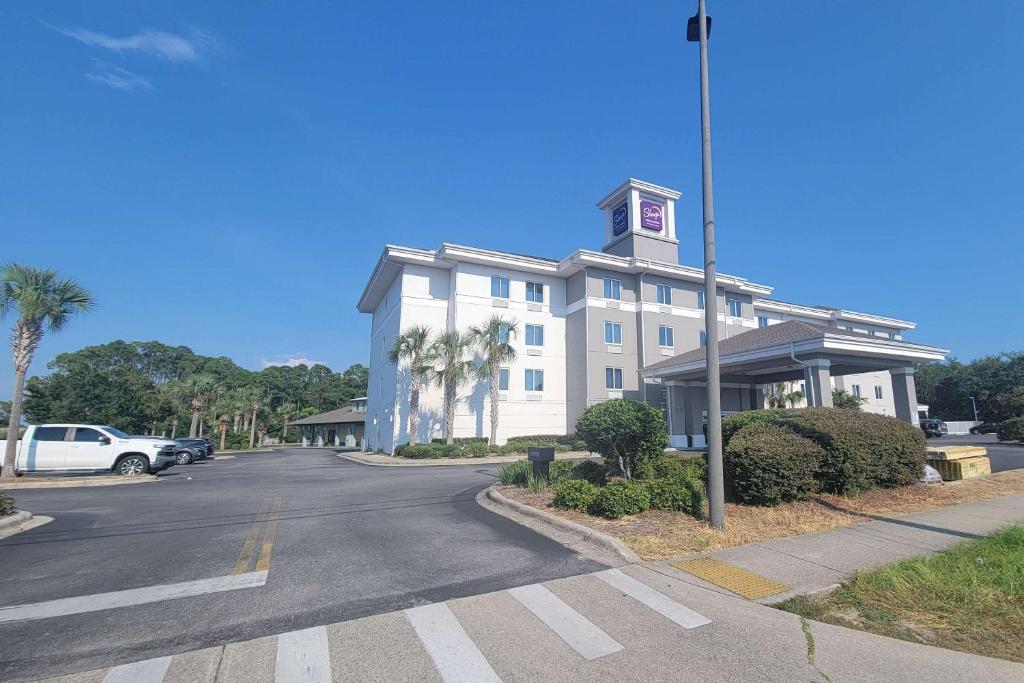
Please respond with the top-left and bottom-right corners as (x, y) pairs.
(688, 0), (724, 529)
(969, 396), (979, 422)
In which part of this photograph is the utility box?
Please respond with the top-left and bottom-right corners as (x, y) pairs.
(528, 447), (555, 480)
(930, 456), (991, 481)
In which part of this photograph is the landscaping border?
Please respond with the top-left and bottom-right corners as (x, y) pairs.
(483, 485), (640, 564)
(0, 474), (159, 489)
(0, 510), (32, 532)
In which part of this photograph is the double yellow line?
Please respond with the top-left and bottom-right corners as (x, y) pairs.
(232, 496), (283, 575)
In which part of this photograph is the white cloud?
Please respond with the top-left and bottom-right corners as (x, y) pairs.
(85, 62), (153, 91)
(260, 357), (327, 369)
(48, 25), (214, 63)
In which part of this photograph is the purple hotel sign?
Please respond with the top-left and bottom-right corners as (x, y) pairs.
(611, 202), (629, 236)
(640, 199), (664, 231)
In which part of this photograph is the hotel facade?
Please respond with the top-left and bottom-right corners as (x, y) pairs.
(357, 179), (947, 453)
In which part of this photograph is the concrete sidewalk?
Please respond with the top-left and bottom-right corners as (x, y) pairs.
(653, 492), (1024, 604)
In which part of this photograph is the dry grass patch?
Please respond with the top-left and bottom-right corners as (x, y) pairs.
(499, 469), (1024, 561)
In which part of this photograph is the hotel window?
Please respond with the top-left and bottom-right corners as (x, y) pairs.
(727, 297), (742, 317)
(888, 332), (897, 340)
(800, 382), (806, 397)
(874, 385), (884, 400)
(525, 324), (544, 347)
(603, 278), (621, 300)
(658, 325), (674, 348)
(525, 369), (544, 392)
(526, 281), (544, 303)
(604, 321), (622, 345)
(490, 275), (510, 299)
(757, 315), (769, 328)
(697, 290), (705, 310)
(605, 367), (623, 390)
(852, 384), (862, 398)
(498, 368), (509, 391)
(656, 284), (672, 305)
(498, 322), (510, 344)
(699, 330), (707, 348)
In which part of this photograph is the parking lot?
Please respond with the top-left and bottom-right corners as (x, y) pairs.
(0, 449), (603, 682)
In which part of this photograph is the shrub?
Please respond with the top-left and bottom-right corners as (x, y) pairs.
(722, 410), (784, 447)
(776, 408), (925, 494)
(498, 459), (533, 486)
(401, 443), (463, 459)
(431, 437), (488, 445)
(645, 478), (703, 515)
(553, 480), (598, 512)
(998, 417), (1024, 442)
(548, 460), (574, 485)
(724, 422), (822, 506)
(0, 492), (14, 517)
(569, 459), (608, 485)
(589, 480), (651, 519)
(575, 399), (668, 479)
(461, 442), (491, 457)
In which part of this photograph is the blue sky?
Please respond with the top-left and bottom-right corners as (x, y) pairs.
(2, 1), (1022, 396)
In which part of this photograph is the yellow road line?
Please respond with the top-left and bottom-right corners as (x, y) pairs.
(673, 557), (790, 600)
(255, 497), (283, 572)
(232, 497), (273, 575)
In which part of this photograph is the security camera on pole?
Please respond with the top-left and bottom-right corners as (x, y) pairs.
(687, 0), (725, 529)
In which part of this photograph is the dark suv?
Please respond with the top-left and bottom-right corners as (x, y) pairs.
(173, 438), (214, 464)
(920, 419), (948, 438)
(969, 422), (1001, 435)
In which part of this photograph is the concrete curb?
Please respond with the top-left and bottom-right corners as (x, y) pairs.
(483, 485), (641, 564)
(0, 510), (32, 531)
(340, 452), (595, 468)
(0, 474), (157, 489)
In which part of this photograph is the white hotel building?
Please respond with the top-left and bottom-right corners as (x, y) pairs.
(357, 179), (947, 453)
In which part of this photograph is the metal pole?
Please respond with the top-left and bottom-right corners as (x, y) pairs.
(695, 0), (725, 529)
(969, 396), (978, 422)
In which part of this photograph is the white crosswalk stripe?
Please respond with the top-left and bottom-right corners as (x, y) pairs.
(276, 625), (332, 683)
(596, 568), (711, 629)
(507, 583), (622, 660)
(101, 656), (171, 683)
(405, 602), (503, 683)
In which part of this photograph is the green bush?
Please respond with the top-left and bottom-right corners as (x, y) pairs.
(569, 459), (608, 485)
(722, 410), (784, 447)
(498, 459), (532, 486)
(431, 437), (488, 445)
(575, 399), (668, 479)
(645, 478), (703, 515)
(998, 417), (1024, 442)
(0, 492), (14, 517)
(776, 408), (925, 494)
(553, 480), (598, 512)
(401, 443), (463, 459)
(589, 480), (651, 519)
(724, 422), (822, 506)
(461, 442), (491, 457)
(548, 460), (574, 485)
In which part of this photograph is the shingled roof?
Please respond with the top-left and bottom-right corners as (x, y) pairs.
(287, 406), (366, 426)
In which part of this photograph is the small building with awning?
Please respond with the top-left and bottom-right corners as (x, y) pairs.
(641, 321), (948, 449)
(287, 397), (367, 448)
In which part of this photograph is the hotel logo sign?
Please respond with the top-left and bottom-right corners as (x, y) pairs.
(612, 202), (629, 236)
(640, 199), (664, 232)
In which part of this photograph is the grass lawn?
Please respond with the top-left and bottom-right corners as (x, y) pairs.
(777, 525), (1024, 663)
(500, 469), (1024, 560)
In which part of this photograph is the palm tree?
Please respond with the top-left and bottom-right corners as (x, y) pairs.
(388, 325), (434, 445)
(277, 402), (296, 444)
(468, 316), (518, 446)
(429, 330), (476, 445)
(180, 374), (216, 438)
(241, 387), (266, 449)
(1, 264), (93, 480)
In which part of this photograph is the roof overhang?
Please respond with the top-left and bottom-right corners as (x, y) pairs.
(564, 250), (773, 296)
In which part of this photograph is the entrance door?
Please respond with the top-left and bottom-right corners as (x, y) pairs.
(66, 427), (112, 469)
(24, 426), (70, 470)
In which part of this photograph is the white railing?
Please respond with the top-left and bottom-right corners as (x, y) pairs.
(943, 421), (981, 435)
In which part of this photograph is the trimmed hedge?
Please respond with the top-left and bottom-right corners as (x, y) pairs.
(553, 480), (598, 512)
(775, 408), (925, 494)
(431, 437), (489, 445)
(724, 423), (822, 505)
(998, 417), (1024, 442)
(722, 410), (784, 447)
(589, 480), (651, 519)
(645, 478), (703, 515)
(569, 459), (608, 486)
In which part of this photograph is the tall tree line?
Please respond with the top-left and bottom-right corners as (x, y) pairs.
(22, 340), (368, 443)
(916, 353), (1024, 421)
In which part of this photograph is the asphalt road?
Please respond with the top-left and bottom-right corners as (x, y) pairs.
(927, 433), (1024, 473)
(0, 448), (604, 682)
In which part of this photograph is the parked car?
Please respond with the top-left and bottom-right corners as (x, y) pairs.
(0, 424), (177, 476)
(172, 439), (208, 465)
(969, 422), (1002, 435)
(920, 418), (949, 438)
(176, 438), (214, 458)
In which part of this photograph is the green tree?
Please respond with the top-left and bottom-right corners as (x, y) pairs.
(277, 401), (297, 443)
(388, 326), (434, 445)
(429, 330), (475, 445)
(832, 388), (865, 410)
(468, 316), (518, 446)
(1, 264), (94, 479)
(180, 374), (217, 437)
(575, 399), (668, 480)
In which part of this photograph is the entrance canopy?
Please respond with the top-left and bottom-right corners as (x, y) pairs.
(642, 320), (948, 447)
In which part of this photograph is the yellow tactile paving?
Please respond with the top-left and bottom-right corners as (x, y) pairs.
(673, 557), (790, 599)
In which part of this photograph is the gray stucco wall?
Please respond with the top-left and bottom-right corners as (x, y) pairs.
(602, 232), (680, 263)
(565, 308), (589, 432)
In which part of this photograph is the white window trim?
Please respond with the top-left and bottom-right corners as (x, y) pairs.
(491, 275), (510, 299)
(525, 368), (544, 392)
(525, 323), (544, 347)
(603, 278), (622, 301)
(604, 367), (623, 390)
(604, 321), (623, 345)
(658, 325), (674, 348)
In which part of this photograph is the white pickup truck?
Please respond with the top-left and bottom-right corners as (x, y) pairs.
(1, 424), (178, 476)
